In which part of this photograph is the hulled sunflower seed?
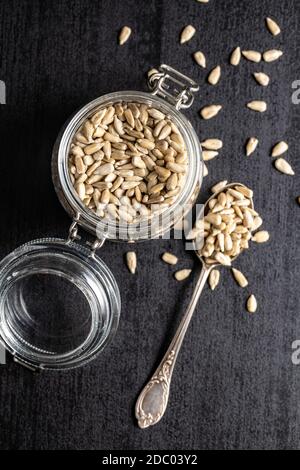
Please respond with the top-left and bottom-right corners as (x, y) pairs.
(252, 231), (270, 243)
(209, 269), (220, 291)
(193, 51), (206, 68)
(211, 180), (228, 193)
(246, 137), (259, 156)
(200, 105), (222, 120)
(247, 101), (267, 113)
(254, 72), (270, 87)
(162, 252), (178, 265)
(119, 26), (132, 45)
(203, 150), (219, 161)
(203, 163), (208, 177)
(266, 17), (281, 36)
(274, 158), (295, 176)
(180, 25), (196, 44)
(232, 268), (248, 288)
(263, 49), (283, 62)
(208, 66), (221, 85)
(215, 253), (232, 266)
(230, 47), (241, 66)
(201, 139), (223, 150)
(126, 251), (137, 274)
(247, 295), (257, 313)
(174, 269), (192, 281)
(242, 50), (262, 63)
(271, 141), (289, 157)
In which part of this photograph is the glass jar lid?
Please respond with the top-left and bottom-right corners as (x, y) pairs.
(0, 238), (120, 370)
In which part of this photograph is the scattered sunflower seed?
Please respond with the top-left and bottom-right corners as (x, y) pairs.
(209, 269), (220, 291)
(162, 252), (178, 266)
(242, 50), (262, 63)
(196, 0), (209, 3)
(247, 295), (257, 313)
(266, 17), (281, 36)
(271, 141), (289, 157)
(254, 72), (270, 87)
(246, 137), (259, 156)
(208, 66), (221, 85)
(297, 197), (300, 206)
(203, 163), (208, 177)
(201, 139), (223, 150)
(203, 150), (219, 161)
(175, 269), (192, 281)
(119, 26), (132, 45)
(180, 25), (196, 44)
(252, 231), (270, 243)
(211, 180), (228, 194)
(193, 51), (206, 68)
(247, 101), (267, 113)
(200, 105), (222, 120)
(232, 268), (248, 288)
(230, 47), (241, 66)
(263, 49), (283, 62)
(274, 158), (295, 176)
(126, 251), (137, 274)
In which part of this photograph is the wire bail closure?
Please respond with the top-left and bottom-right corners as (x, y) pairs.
(148, 64), (199, 110)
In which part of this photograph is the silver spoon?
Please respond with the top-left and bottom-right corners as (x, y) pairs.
(135, 183), (254, 428)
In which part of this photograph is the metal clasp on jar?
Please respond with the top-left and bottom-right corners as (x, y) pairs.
(148, 64), (199, 110)
(67, 212), (106, 256)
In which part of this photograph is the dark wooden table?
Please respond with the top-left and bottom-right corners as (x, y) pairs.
(0, 0), (299, 450)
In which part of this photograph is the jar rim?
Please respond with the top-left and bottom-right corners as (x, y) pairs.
(0, 238), (121, 370)
(52, 90), (203, 241)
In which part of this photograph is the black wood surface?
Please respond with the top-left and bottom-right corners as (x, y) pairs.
(0, 0), (299, 450)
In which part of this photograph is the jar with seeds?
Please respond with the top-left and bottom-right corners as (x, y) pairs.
(52, 64), (203, 241)
(0, 65), (202, 372)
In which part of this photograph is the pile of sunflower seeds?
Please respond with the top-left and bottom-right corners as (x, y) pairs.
(68, 103), (188, 223)
(196, 185), (268, 266)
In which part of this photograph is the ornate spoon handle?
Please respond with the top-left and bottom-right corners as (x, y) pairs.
(135, 263), (212, 429)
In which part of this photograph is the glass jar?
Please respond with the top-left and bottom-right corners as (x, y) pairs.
(52, 64), (203, 241)
(0, 65), (202, 371)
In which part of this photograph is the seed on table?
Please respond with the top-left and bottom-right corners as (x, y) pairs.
(126, 252), (137, 274)
(200, 105), (222, 120)
(254, 72), (270, 87)
(274, 158), (295, 176)
(242, 50), (262, 63)
(119, 26), (132, 45)
(180, 25), (196, 44)
(196, 0), (209, 3)
(203, 163), (208, 177)
(174, 269), (192, 281)
(203, 150), (219, 161)
(266, 17), (281, 36)
(209, 269), (220, 291)
(231, 268), (248, 288)
(263, 49), (283, 62)
(207, 66), (221, 85)
(230, 47), (241, 66)
(193, 51), (206, 68)
(252, 231), (270, 243)
(162, 252), (178, 266)
(247, 295), (257, 313)
(271, 141), (288, 157)
(201, 139), (223, 150)
(247, 101), (267, 113)
(211, 180), (228, 194)
(246, 137), (259, 157)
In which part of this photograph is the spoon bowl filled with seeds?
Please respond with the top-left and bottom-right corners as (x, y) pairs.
(135, 182), (268, 428)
